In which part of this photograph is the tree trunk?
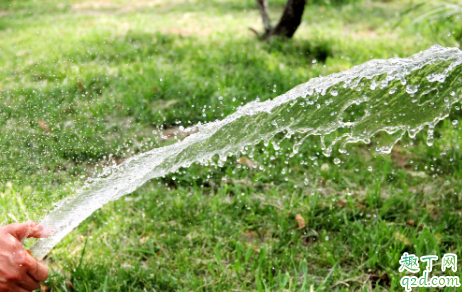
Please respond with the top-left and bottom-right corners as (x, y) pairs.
(270, 0), (306, 38)
(256, 0), (272, 35)
(254, 0), (306, 40)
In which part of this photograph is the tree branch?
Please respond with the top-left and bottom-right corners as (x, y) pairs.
(256, 0), (272, 34)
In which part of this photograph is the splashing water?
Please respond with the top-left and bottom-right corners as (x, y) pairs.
(30, 45), (462, 259)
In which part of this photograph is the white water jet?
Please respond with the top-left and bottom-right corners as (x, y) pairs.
(30, 45), (462, 259)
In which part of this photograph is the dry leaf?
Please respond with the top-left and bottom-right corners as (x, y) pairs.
(240, 230), (258, 243)
(369, 270), (391, 288)
(303, 235), (318, 246)
(435, 233), (442, 244)
(38, 120), (51, 132)
(295, 214), (305, 229)
(237, 157), (254, 169)
(41, 284), (50, 292)
(406, 220), (417, 227)
(406, 220), (424, 228)
(337, 199), (348, 207)
(394, 232), (411, 246)
(65, 279), (74, 291)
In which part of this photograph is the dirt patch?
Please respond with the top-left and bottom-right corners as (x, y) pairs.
(0, 10), (11, 17)
(158, 126), (199, 141)
(70, 0), (184, 14)
(344, 26), (398, 41)
(72, 0), (161, 9)
(351, 29), (397, 40)
(164, 26), (213, 37)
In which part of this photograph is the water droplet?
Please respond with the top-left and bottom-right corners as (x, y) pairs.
(370, 80), (377, 90)
(406, 85), (419, 94)
(453, 120), (459, 126)
(333, 158), (341, 164)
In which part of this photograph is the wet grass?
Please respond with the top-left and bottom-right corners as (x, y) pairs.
(1, 0), (462, 291)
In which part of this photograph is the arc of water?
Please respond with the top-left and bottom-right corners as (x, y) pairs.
(30, 45), (462, 259)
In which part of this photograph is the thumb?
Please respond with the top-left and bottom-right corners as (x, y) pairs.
(5, 222), (51, 240)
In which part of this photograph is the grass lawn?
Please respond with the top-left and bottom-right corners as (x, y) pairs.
(1, 0), (462, 290)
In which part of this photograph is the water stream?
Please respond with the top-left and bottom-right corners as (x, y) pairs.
(30, 45), (462, 260)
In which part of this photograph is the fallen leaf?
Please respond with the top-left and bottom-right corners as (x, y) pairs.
(295, 214), (305, 229)
(65, 279), (74, 291)
(369, 270), (391, 288)
(406, 220), (424, 228)
(41, 284), (50, 292)
(406, 219), (417, 227)
(302, 235), (318, 246)
(337, 199), (348, 207)
(394, 232), (411, 246)
(435, 233), (442, 244)
(240, 230), (258, 243)
(38, 120), (51, 132)
(237, 157), (254, 169)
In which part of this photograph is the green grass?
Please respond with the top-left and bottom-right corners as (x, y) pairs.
(1, 0), (462, 290)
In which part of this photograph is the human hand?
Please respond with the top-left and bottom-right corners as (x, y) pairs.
(0, 222), (50, 292)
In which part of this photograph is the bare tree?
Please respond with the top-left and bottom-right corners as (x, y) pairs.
(253, 0), (306, 40)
